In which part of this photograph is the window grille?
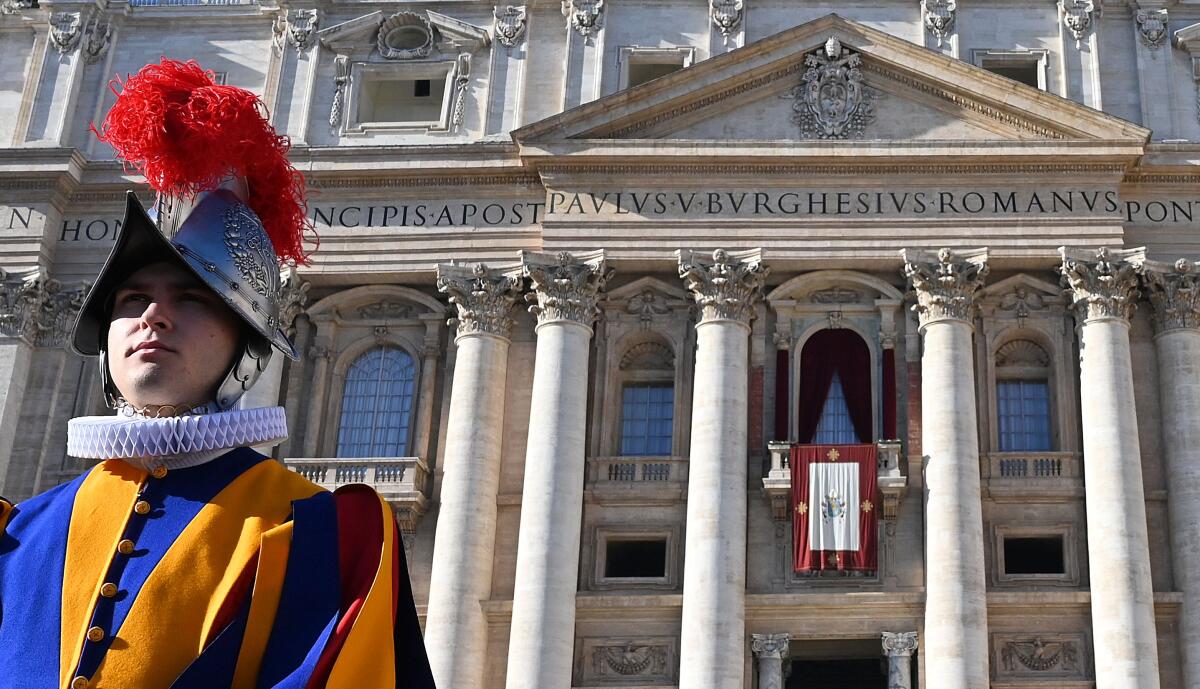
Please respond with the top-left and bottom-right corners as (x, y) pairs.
(813, 372), (858, 444)
(336, 346), (416, 457)
(997, 380), (1051, 451)
(620, 383), (673, 456)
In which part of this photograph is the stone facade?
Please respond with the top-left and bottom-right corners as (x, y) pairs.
(3, 2), (1200, 688)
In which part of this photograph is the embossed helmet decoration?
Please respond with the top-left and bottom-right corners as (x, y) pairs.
(71, 58), (312, 410)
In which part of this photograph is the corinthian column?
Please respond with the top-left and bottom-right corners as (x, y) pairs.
(505, 250), (609, 689)
(882, 631), (919, 689)
(1059, 247), (1160, 689)
(1139, 258), (1200, 689)
(676, 248), (768, 689)
(901, 247), (989, 689)
(425, 263), (522, 689)
(751, 633), (789, 689)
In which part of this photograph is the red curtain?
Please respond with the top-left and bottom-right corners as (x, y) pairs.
(774, 349), (789, 441)
(796, 329), (872, 444)
(792, 444), (879, 572)
(882, 348), (897, 440)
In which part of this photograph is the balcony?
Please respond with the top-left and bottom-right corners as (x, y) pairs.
(985, 451), (1083, 501)
(763, 440), (907, 521)
(587, 456), (688, 505)
(284, 456), (430, 532)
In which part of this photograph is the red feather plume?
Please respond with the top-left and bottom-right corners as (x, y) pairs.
(92, 58), (311, 265)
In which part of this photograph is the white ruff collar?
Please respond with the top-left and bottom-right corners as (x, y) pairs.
(67, 407), (288, 471)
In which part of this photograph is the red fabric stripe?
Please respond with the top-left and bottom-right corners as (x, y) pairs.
(205, 551), (259, 647)
(306, 486), (385, 689)
(883, 348), (897, 440)
(774, 349), (790, 441)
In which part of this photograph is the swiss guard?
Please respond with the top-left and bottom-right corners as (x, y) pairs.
(0, 59), (436, 689)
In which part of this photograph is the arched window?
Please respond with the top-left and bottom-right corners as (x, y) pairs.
(798, 329), (872, 444)
(994, 339), (1053, 452)
(336, 346), (416, 457)
(617, 340), (676, 456)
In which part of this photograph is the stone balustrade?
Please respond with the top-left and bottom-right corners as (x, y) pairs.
(988, 451), (1081, 479)
(589, 456), (689, 483)
(284, 456), (429, 532)
(762, 440), (905, 520)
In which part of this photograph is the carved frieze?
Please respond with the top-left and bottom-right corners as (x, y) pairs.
(1060, 0), (1097, 47)
(493, 5), (527, 48)
(678, 248), (768, 325)
(562, 0), (604, 37)
(1136, 9), (1167, 50)
(993, 634), (1087, 679)
(710, 0), (743, 43)
(619, 341), (674, 370)
(921, 0), (956, 47)
(436, 262), (522, 340)
(274, 9), (319, 54)
(1059, 247), (1141, 324)
(357, 301), (417, 320)
(576, 637), (676, 685)
(624, 289), (671, 325)
(785, 37), (878, 139)
(997, 286), (1045, 325)
(810, 287), (861, 304)
(751, 633), (790, 658)
(0, 268), (88, 348)
(522, 250), (610, 327)
(902, 247), (989, 327)
(995, 339), (1050, 368)
(1135, 258), (1200, 333)
(882, 631), (919, 657)
(48, 12), (82, 54)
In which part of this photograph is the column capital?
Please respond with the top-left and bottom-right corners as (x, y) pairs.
(0, 267), (88, 348)
(1133, 257), (1200, 334)
(521, 250), (610, 329)
(437, 262), (522, 340)
(751, 633), (790, 659)
(1059, 246), (1143, 325)
(677, 248), (768, 326)
(901, 247), (989, 328)
(882, 631), (919, 657)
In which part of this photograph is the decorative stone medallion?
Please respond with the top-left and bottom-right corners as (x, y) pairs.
(710, 0), (743, 43)
(562, 0), (604, 37)
(1060, 0), (1097, 47)
(1136, 9), (1168, 50)
(921, 0), (956, 47)
(493, 5), (527, 48)
(377, 11), (435, 60)
(786, 37), (878, 139)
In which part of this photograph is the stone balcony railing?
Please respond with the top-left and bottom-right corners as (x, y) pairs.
(284, 456), (430, 533)
(588, 455), (689, 483)
(762, 440), (907, 521)
(984, 451), (1083, 501)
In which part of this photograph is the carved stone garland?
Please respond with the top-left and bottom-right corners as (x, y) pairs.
(523, 251), (610, 327)
(678, 249), (768, 325)
(1059, 247), (1141, 324)
(921, 0), (956, 47)
(1136, 9), (1167, 50)
(1138, 258), (1200, 333)
(1060, 0), (1097, 47)
(493, 5), (528, 48)
(329, 55), (349, 129)
(451, 53), (472, 131)
(710, 0), (743, 44)
(562, 0), (604, 38)
(0, 268), (89, 348)
(784, 37), (878, 140)
(436, 262), (521, 340)
(903, 247), (990, 327)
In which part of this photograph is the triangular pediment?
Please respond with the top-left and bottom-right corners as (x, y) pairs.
(514, 14), (1147, 151)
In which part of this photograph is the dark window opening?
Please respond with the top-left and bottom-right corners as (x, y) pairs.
(414, 79), (431, 98)
(984, 63), (1040, 88)
(628, 62), (684, 88)
(787, 659), (889, 689)
(604, 539), (667, 578)
(1004, 536), (1065, 574)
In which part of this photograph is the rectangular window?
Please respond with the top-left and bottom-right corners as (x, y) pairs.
(997, 380), (1051, 451)
(358, 76), (447, 125)
(620, 384), (674, 456)
(627, 62), (684, 88)
(604, 538), (668, 578)
(972, 49), (1048, 91)
(985, 64), (1039, 88)
(1003, 535), (1065, 575)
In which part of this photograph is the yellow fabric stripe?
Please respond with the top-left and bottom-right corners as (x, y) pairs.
(325, 493), (397, 689)
(231, 520), (294, 689)
(0, 497), (13, 533)
(59, 461), (143, 689)
(88, 461), (320, 689)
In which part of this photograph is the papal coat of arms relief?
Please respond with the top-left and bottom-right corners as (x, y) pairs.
(784, 37), (879, 140)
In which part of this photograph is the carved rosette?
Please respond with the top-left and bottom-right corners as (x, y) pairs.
(710, 0), (743, 42)
(0, 268), (89, 348)
(437, 262), (522, 340)
(882, 631), (919, 657)
(678, 248), (768, 326)
(750, 633), (790, 659)
(902, 247), (989, 328)
(921, 0), (956, 47)
(522, 250), (610, 328)
(493, 5), (527, 48)
(1136, 9), (1167, 50)
(274, 9), (319, 54)
(785, 37), (878, 140)
(1059, 247), (1141, 324)
(1135, 258), (1200, 334)
(562, 0), (604, 37)
(1060, 0), (1097, 46)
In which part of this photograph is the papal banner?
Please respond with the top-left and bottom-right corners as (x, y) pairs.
(791, 444), (879, 572)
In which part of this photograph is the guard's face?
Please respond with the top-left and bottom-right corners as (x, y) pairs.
(107, 261), (241, 410)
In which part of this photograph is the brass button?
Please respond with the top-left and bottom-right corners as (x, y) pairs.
(86, 626), (105, 642)
(117, 539), (135, 555)
(99, 582), (118, 598)
(151, 466), (168, 479)
(133, 500), (151, 515)
(71, 677), (89, 689)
